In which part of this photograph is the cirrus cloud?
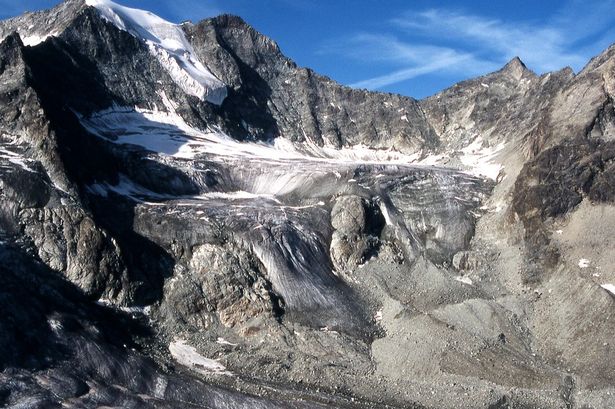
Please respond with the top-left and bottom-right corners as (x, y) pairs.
(322, 0), (615, 92)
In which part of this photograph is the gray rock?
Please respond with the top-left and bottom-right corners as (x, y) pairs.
(161, 243), (282, 331)
(331, 195), (366, 235)
(452, 251), (481, 272)
(187, 15), (439, 151)
(330, 195), (369, 271)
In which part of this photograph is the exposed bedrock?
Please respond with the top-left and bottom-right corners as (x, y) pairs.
(330, 195), (383, 272)
(188, 15), (439, 150)
(0, 244), (336, 409)
(512, 138), (615, 282)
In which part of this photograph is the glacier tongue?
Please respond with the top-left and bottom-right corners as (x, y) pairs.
(85, 0), (227, 104)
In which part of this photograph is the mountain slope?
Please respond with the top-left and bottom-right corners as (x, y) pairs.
(0, 1), (615, 408)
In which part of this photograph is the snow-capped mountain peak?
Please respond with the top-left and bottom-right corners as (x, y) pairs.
(85, 0), (227, 104)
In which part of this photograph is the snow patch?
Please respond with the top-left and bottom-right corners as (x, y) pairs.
(96, 298), (151, 315)
(199, 191), (279, 202)
(216, 337), (237, 346)
(169, 339), (233, 376)
(158, 90), (179, 112)
(374, 310), (383, 321)
(48, 319), (63, 332)
(601, 284), (615, 296)
(79, 106), (224, 160)
(455, 276), (473, 286)
(21, 32), (58, 46)
(80, 105), (442, 167)
(0, 147), (36, 172)
(85, 0), (227, 104)
(319, 326), (339, 334)
(153, 376), (168, 399)
(379, 202), (394, 226)
(458, 137), (504, 180)
(578, 259), (590, 268)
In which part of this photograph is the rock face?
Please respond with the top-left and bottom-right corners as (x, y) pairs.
(187, 14), (438, 150)
(161, 243), (283, 332)
(1, 1), (615, 408)
(329, 195), (383, 272)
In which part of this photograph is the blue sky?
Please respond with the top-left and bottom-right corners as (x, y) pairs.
(3, 0), (615, 98)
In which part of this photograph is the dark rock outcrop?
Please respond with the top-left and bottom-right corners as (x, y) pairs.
(187, 15), (438, 151)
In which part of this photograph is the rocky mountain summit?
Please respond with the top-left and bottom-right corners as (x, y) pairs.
(1, 1), (615, 408)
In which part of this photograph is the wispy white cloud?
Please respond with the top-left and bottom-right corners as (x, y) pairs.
(392, 9), (587, 73)
(327, 0), (615, 91)
(341, 34), (498, 89)
(350, 60), (464, 90)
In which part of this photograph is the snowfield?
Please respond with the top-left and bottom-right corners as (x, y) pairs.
(79, 100), (504, 184)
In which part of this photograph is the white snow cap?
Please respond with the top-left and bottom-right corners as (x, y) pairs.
(85, 0), (227, 104)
